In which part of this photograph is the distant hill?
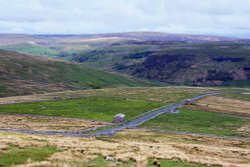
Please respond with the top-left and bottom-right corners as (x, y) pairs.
(0, 50), (159, 97)
(111, 42), (250, 86)
(0, 32), (250, 86)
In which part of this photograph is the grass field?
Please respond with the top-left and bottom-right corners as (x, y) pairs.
(51, 87), (221, 104)
(1, 96), (246, 137)
(188, 95), (250, 117)
(0, 149), (222, 167)
(1, 130), (249, 167)
(0, 114), (110, 131)
(0, 146), (57, 167)
(0, 43), (60, 57)
(0, 87), (222, 106)
(0, 97), (164, 122)
(141, 109), (250, 137)
(221, 93), (250, 101)
(148, 159), (219, 167)
(64, 156), (216, 167)
(0, 88), (249, 137)
(81, 156), (135, 167)
(1, 140), (209, 167)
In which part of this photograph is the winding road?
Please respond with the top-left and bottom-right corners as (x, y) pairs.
(0, 91), (234, 137)
(88, 92), (225, 137)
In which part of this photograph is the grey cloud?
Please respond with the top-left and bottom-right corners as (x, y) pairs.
(0, 0), (249, 37)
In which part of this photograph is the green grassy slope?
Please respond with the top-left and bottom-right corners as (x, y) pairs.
(220, 93), (250, 101)
(0, 43), (59, 58)
(0, 146), (57, 167)
(148, 159), (218, 167)
(141, 109), (250, 137)
(0, 50), (160, 97)
(0, 97), (164, 121)
(0, 87), (248, 138)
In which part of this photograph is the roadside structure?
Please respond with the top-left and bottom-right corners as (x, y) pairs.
(183, 99), (192, 105)
(113, 113), (126, 124)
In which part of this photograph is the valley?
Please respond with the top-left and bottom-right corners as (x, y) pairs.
(1, 0), (250, 166)
(1, 33), (250, 86)
(0, 33), (249, 167)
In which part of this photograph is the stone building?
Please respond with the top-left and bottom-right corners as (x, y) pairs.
(113, 113), (126, 124)
(183, 99), (192, 105)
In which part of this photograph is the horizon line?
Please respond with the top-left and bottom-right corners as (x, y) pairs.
(0, 31), (249, 39)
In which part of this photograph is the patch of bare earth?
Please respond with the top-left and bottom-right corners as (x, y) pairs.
(0, 129), (249, 167)
(0, 114), (110, 131)
(186, 96), (250, 117)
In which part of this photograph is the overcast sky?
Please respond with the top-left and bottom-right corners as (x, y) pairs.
(0, 0), (249, 37)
